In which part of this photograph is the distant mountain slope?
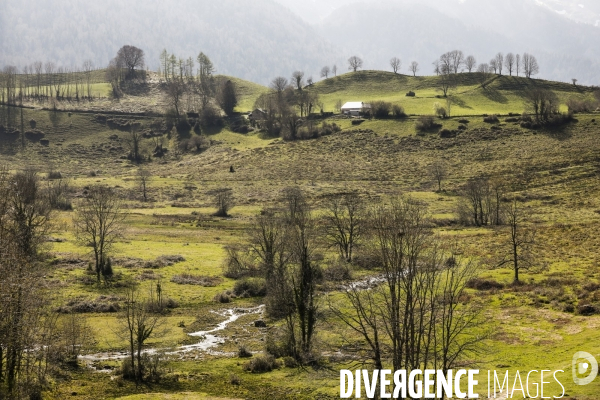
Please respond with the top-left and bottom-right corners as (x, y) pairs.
(316, 0), (600, 84)
(0, 0), (342, 84)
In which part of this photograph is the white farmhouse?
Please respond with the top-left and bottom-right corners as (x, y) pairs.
(341, 101), (371, 116)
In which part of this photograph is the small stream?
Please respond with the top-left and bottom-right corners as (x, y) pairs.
(79, 305), (265, 364)
(180, 305), (264, 353)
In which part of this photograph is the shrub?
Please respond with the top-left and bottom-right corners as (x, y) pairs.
(458, 119), (469, 124)
(243, 354), (280, 373)
(352, 251), (381, 270)
(323, 261), (352, 281)
(283, 356), (298, 368)
(29, 119), (37, 129)
(371, 101), (392, 118)
(171, 274), (223, 286)
(120, 359), (136, 380)
(415, 115), (440, 131)
(505, 117), (519, 123)
(47, 170), (63, 180)
(321, 121), (341, 135)
(577, 304), (598, 316)
(233, 277), (267, 297)
(566, 97), (596, 113)
(457, 124), (467, 130)
(230, 374), (241, 385)
(238, 346), (253, 358)
(176, 118), (191, 133)
(201, 104), (224, 127)
(439, 129), (457, 138)
(213, 292), (231, 303)
(351, 119), (365, 125)
(222, 246), (258, 279)
(466, 278), (504, 291)
(392, 104), (406, 118)
(483, 114), (499, 123)
(433, 102), (447, 118)
(406, 91), (415, 97)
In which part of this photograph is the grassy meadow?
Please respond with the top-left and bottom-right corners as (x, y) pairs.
(1, 69), (600, 399)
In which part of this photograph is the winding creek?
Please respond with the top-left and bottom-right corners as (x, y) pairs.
(79, 305), (265, 365)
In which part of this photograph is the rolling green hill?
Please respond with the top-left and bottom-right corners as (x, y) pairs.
(309, 70), (597, 115)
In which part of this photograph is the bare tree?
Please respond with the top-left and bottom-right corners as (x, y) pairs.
(136, 168), (152, 202)
(505, 53), (515, 76)
(165, 80), (185, 120)
(390, 57), (401, 74)
(409, 61), (419, 76)
(439, 68), (455, 97)
(465, 55), (477, 73)
(212, 188), (234, 217)
(320, 66), (330, 79)
(282, 187), (320, 360)
(347, 56), (363, 72)
(60, 313), (93, 361)
(522, 53), (539, 78)
(489, 58), (498, 74)
(430, 161), (448, 191)
(495, 52), (504, 75)
(449, 50), (465, 73)
(119, 286), (166, 383)
(324, 192), (363, 262)
(82, 60), (94, 98)
(116, 45), (145, 78)
(333, 197), (486, 376)
(493, 199), (541, 283)
(270, 76), (288, 93)
(249, 208), (292, 318)
(515, 53), (521, 76)
(74, 185), (124, 283)
(291, 71), (305, 90)
(477, 63), (491, 86)
(332, 64), (337, 76)
(458, 176), (505, 226)
(524, 88), (558, 122)
(125, 127), (144, 163)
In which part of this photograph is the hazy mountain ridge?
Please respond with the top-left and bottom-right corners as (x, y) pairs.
(0, 0), (343, 84)
(0, 0), (598, 85)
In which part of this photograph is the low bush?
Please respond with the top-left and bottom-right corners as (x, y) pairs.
(222, 246), (258, 279)
(433, 102), (447, 118)
(233, 277), (267, 297)
(392, 104), (406, 118)
(238, 346), (253, 358)
(406, 91), (415, 97)
(323, 261), (352, 281)
(415, 115), (441, 131)
(213, 292), (231, 303)
(243, 354), (280, 373)
(201, 105), (224, 127)
(439, 129), (457, 138)
(483, 114), (499, 123)
(171, 273), (223, 286)
(371, 101), (392, 118)
(144, 255), (185, 269)
(458, 119), (470, 124)
(466, 278), (504, 291)
(566, 97), (596, 113)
